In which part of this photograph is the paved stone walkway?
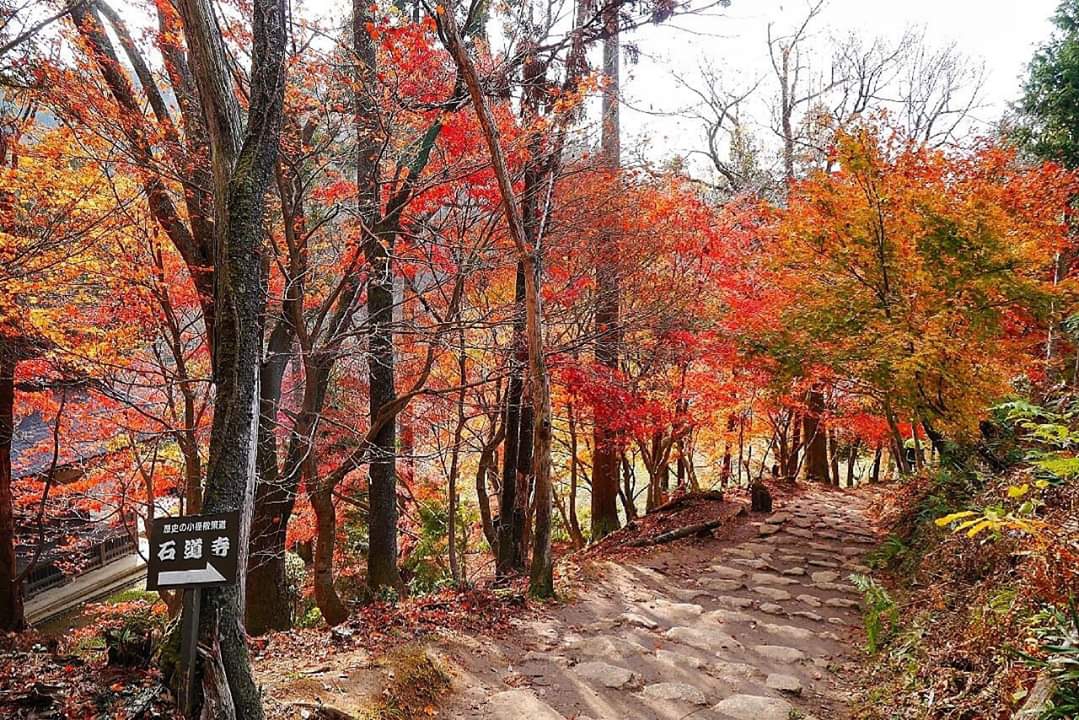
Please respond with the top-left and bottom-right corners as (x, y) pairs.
(438, 488), (881, 720)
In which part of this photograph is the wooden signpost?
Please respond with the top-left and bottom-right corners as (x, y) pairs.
(147, 512), (240, 716)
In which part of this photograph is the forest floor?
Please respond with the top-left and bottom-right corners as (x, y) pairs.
(257, 485), (885, 720)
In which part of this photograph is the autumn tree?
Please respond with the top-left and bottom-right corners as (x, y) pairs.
(771, 127), (1074, 454)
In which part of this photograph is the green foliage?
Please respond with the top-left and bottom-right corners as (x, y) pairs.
(852, 573), (898, 653)
(938, 399), (1078, 541)
(296, 604), (323, 629)
(1022, 601), (1079, 719)
(403, 497), (474, 595)
(1014, 0), (1079, 168)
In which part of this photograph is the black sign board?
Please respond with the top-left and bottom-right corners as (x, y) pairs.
(146, 511), (240, 590)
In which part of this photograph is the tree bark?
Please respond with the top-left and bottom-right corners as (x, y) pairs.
(354, 0), (403, 595)
(178, 0), (287, 713)
(0, 347), (23, 631)
(439, 9), (555, 597)
(828, 428), (841, 486)
(496, 284), (524, 578)
(590, 0), (622, 542)
(309, 484), (348, 624)
(803, 388), (829, 482)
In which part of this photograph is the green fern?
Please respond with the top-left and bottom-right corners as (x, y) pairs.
(852, 573), (898, 653)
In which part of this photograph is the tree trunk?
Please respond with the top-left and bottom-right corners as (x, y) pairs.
(566, 398), (586, 548)
(245, 340), (298, 635)
(0, 348), (24, 631)
(355, 0), (402, 595)
(475, 422), (502, 555)
(309, 485), (348, 624)
(787, 411), (802, 482)
(590, 1), (622, 542)
(846, 441), (860, 488)
(870, 443), (883, 483)
(513, 396), (533, 572)
(803, 388), (829, 482)
(447, 323), (467, 585)
(439, 11), (555, 596)
(828, 429), (841, 487)
(177, 0), (287, 713)
(496, 266), (525, 579)
(620, 451), (638, 520)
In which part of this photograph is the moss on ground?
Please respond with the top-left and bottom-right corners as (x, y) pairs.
(356, 645), (450, 720)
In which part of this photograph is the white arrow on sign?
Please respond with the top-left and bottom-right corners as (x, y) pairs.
(156, 562), (226, 587)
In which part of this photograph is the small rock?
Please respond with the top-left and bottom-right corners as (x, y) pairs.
(565, 636), (647, 658)
(710, 660), (760, 679)
(751, 573), (798, 586)
(716, 595), (755, 609)
(753, 644), (807, 663)
(703, 608), (754, 624)
(791, 610), (824, 622)
(810, 570), (840, 584)
(825, 598), (860, 609)
(487, 690), (564, 719)
(796, 594), (823, 608)
(666, 626), (743, 652)
(573, 661), (641, 689)
(766, 672), (804, 695)
(710, 566), (746, 580)
(759, 622), (817, 642)
(759, 602), (786, 616)
(670, 588), (712, 603)
(641, 682), (708, 705)
(702, 578), (745, 592)
(655, 649), (704, 669)
(731, 558), (771, 570)
(754, 586), (792, 602)
(781, 566), (807, 576)
(786, 527), (814, 538)
(617, 612), (658, 630)
(712, 694), (794, 720)
(807, 558), (841, 568)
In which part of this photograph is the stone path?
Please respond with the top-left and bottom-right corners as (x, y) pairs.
(437, 488), (881, 720)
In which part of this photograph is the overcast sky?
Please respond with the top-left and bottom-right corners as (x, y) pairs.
(615, 0), (1061, 167)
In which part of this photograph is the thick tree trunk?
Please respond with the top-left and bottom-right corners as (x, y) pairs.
(803, 388), (829, 482)
(364, 228), (401, 593)
(475, 420), (502, 555)
(590, 3), (622, 541)
(0, 349), (23, 631)
(786, 411), (802, 482)
(179, 0), (286, 713)
(514, 394), (534, 570)
(354, 0), (402, 595)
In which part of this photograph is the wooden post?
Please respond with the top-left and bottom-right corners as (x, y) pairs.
(179, 588), (201, 718)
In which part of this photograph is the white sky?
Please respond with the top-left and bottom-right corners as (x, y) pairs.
(616, 0), (1060, 167)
